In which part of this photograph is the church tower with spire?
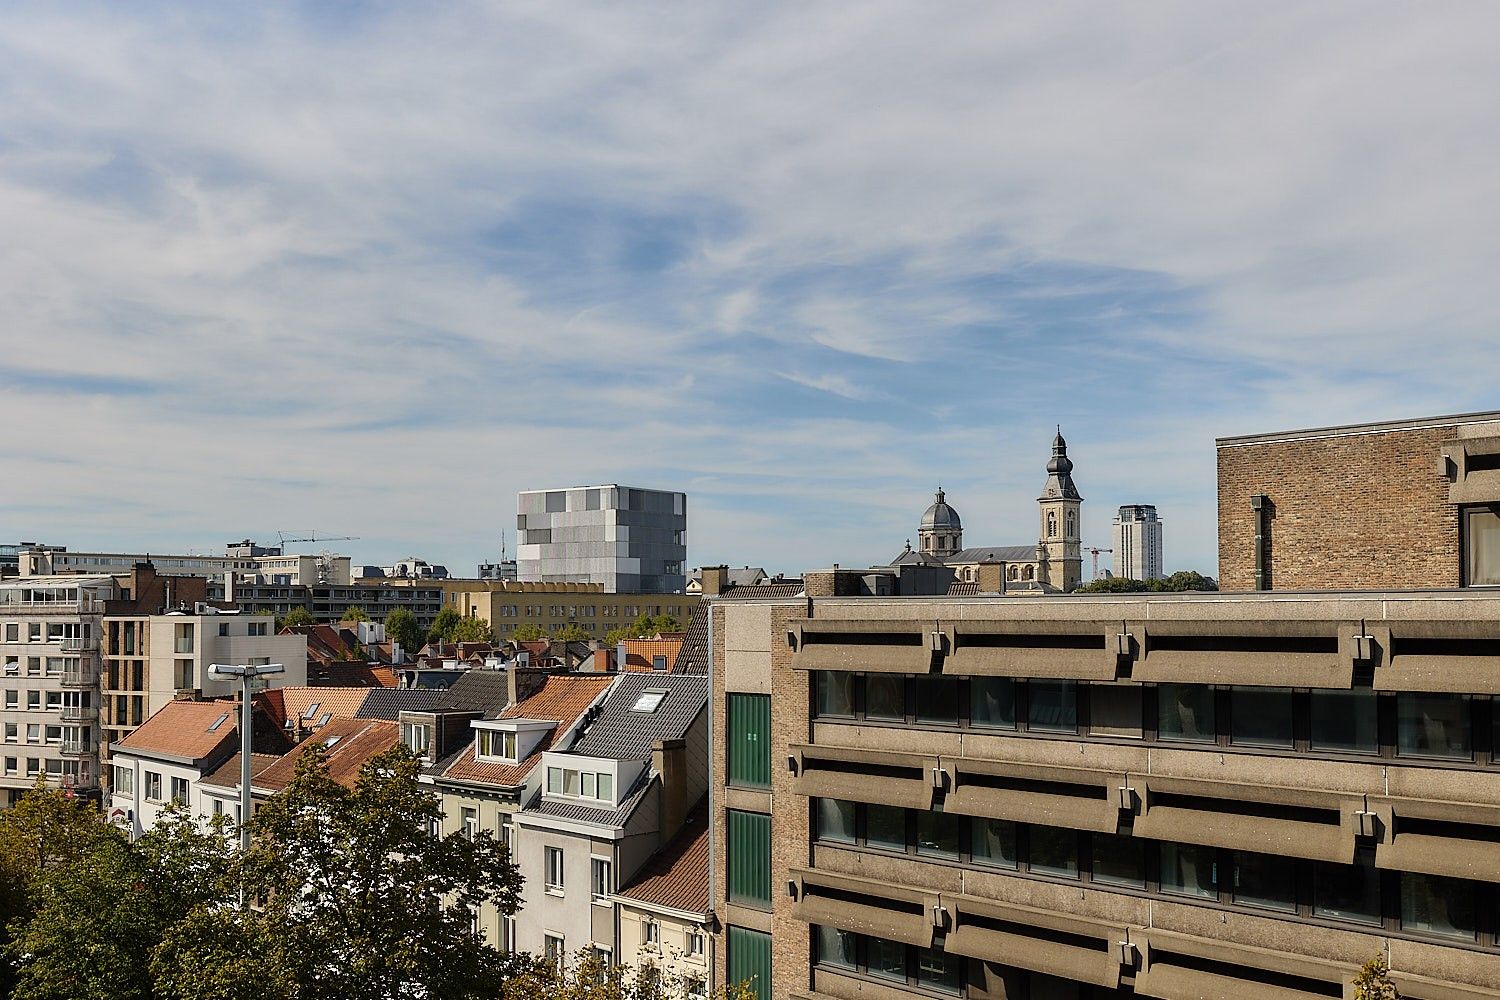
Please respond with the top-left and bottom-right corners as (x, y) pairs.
(1037, 429), (1083, 592)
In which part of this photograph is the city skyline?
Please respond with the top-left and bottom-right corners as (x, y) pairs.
(5, 4), (1500, 579)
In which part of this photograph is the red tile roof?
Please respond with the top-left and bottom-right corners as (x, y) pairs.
(250, 718), (400, 793)
(257, 687), (371, 733)
(438, 674), (615, 788)
(615, 800), (709, 914)
(114, 700), (239, 762)
(619, 637), (683, 672)
(200, 752), (280, 790)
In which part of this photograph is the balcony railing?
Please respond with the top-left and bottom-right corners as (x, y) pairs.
(60, 636), (99, 652)
(60, 705), (98, 722)
(61, 663), (98, 687)
(60, 740), (92, 757)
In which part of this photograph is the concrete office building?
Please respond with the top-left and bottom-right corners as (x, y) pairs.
(1112, 505), (1164, 581)
(705, 411), (1500, 1000)
(19, 542), (351, 586)
(458, 584), (695, 641)
(517, 486), (687, 594)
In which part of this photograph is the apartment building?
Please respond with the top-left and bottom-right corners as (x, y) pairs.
(704, 411), (1500, 1000)
(143, 608), (306, 718)
(19, 542), (351, 586)
(207, 580), (445, 630)
(457, 584), (696, 640)
(1111, 505), (1164, 582)
(0, 575), (112, 804)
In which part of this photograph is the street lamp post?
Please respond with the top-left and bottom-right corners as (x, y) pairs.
(207, 662), (285, 857)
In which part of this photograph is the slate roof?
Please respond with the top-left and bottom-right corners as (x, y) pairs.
(947, 581), (979, 596)
(568, 673), (707, 762)
(672, 604), (709, 675)
(113, 700), (238, 762)
(436, 674), (616, 789)
(431, 670), (512, 714)
(946, 545), (1036, 564)
(615, 798), (709, 914)
(355, 688), (453, 719)
(719, 582), (804, 600)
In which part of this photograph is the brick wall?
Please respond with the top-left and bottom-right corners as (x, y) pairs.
(767, 604), (804, 1000)
(1217, 423), (1460, 591)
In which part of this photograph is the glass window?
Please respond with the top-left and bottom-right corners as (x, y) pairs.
(1027, 826), (1077, 878)
(969, 677), (1015, 729)
(1313, 862), (1381, 925)
(1027, 680), (1077, 733)
(1397, 693), (1470, 759)
(1161, 842), (1217, 899)
(1158, 684), (1215, 742)
(1089, 685), (1142, 738)
(1090, 833), (1145, 888)
(916, 941), (960, 993)
(814, 925), (856, 970)
(545, 846), (564, 891)
(1464, 505), (1500, 586)
(865, 805), (907, 851)
(916, 810), (962, 859)
(1230, 686), (1294, 748)
(1232, 852), (1296, 912)
(814, 672), (854, 718)
(598, 773), (613, 800)
(1401, 872), (1476, 940)
(866, 937), (907, 982)
(971, 817), (1017, 869)
(864, 675), (906, 721)
(815, 799), (856, 844)
(1310, 689), (1378, 754)
(914, 677), (960, 725)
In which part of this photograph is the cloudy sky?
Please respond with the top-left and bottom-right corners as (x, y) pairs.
(4, 2), (1499, 579)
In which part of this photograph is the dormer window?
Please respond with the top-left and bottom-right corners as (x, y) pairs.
(631, 689), (668, 713)
(545, 765), (614, 802)
(400, 722), (430, 755)
(477, 729), (518, 762)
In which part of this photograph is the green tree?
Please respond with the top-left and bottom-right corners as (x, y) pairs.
(280, 606), (316, 630)
(429, 606), (463, 644)
(385, 608), (422, 653)
(512, 624), (548, 642)
(1352, 953), (1400, 999)
(1074, 570), (1219, 594)
(554, 624), (590, 643)
(340, 606), (371, 624)
(451, 615), (493, 644)
(1074, 576), (1152, 593)
(502, 951), (752, 1000)
(1154, 569), (1219, 592)
(238, 743), (523, 1000)
(604, 612), (683, 646)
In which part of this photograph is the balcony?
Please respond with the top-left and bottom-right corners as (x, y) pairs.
(60, 705), (98, 722)
(60, 740), (93, 757)
(61, 662), (98, 687)
(60, 636), (99, 652)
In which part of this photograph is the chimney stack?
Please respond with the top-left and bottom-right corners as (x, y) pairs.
(700, 565), (729, 597)
(652, 738), (688, 841)
(977, 560), (1005, 595)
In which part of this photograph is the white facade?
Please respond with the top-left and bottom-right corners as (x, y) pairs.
(108, 742), (226, 839)
(145, 610), (307, 718)
(1112, 504), (1165, 581)
(19, 545), (350, 586)
(0, 576), (111, 803)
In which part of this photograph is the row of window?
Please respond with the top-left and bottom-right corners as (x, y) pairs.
(2, 623), (91, 643)
(4, 723), (91, 745)
(113, 767), (189, 804)
(3, 690), (86, 711)
(815, 799), (1498, 945)
(813, 673), (1500, 763)
(3, 658), (84, 677)
(3, 757), (88, 780)
(494, 605), (687, 619)
(545, 765), (615, 802)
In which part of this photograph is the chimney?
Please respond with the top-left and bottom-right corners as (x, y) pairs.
(652, 738), (688, 841)
(700, 565), (729, 597)
(977, 560), (1005, 595)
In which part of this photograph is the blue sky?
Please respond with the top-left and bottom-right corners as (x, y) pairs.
(3, 1), (1500, 579)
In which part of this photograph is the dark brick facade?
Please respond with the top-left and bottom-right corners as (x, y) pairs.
(1218, 421), (1465, 592)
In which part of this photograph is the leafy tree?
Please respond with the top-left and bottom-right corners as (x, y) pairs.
(1352, 953), (1400, 999)
(1156, 569), (1218, 592)
(502, 951), (752, 1000)
(238, 743), (523, 1000)
(279, 607), (315, 630)
(1074, 576), (1153, 593)
(385, 608), (422, 653)
(451, 615), (493, 644)
(429, 606), (464, 644)
(512, 623), (548, 642)
(604, 613), (683, 646)
(340, 606), (371, 623)
(554, 624), (590, 643)
(1074, 570), (1219, 594)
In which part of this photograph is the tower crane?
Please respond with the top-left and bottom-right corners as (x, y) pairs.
(277, 531), (359, 547)
(1087, 546), (1113, 580)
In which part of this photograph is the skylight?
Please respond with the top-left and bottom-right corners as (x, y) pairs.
(630, 689), (668, 713)
(303, 702), (321, 719)
(207, 713), (230, 732)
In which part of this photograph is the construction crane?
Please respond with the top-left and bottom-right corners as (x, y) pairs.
(277, 531), (359, 547)
(1087, 546), (1113, 580)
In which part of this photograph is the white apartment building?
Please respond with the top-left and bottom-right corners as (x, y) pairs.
(19, 543), (351, 586)
(0, 576), (111, 804)
(145, 608), (307, 719)
(1112, 503), (1165, 580)
(107, 699), (240, 838)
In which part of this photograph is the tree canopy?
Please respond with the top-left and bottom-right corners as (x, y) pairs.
(428, 606), (463, 644)
(383, 608), (422, 653)
(339, 606), (371, 623)
(604, 613), (683, 647)
(450, 615), (493, 644)
(277, 607), (316, 630)
(1074, 570), (1219, 594)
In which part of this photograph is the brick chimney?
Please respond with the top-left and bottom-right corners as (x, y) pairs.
(699, 565), (729, 597)
(977, 560), (1005, 595)
(506, 665), (549, 709)
(652, 738), (688, 841)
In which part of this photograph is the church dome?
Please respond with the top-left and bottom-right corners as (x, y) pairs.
(921, 489), (962, 532)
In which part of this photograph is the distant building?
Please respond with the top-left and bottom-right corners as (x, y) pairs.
(478, 560), (518, 582)
(517, 486), (687, 593)
(19, 542), (351, 587)
(458, 585), (695, 641)
(1113, 504), (1165, 580)
(385, 557), (449, 580)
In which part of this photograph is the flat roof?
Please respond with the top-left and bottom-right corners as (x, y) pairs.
(1216, 409), (1500, 447)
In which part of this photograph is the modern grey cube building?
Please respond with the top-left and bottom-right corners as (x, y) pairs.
(516, 486), (687, 593)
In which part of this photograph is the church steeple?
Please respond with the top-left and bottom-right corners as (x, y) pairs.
(1039, 428), (1082, 502)
(1037, 429), (1083, 592)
